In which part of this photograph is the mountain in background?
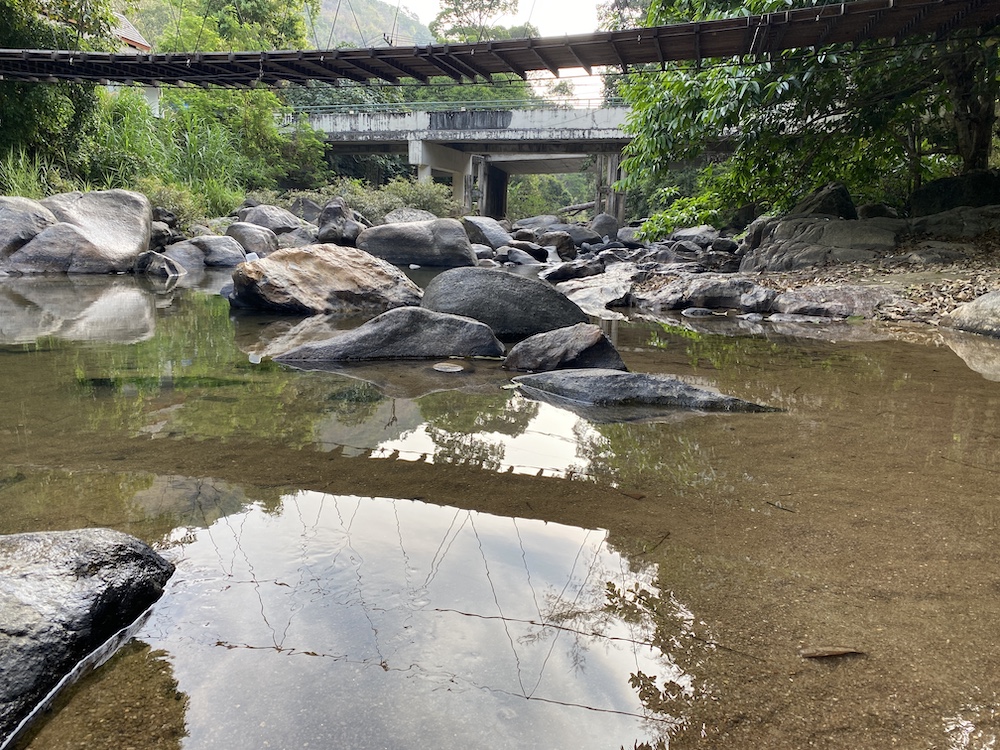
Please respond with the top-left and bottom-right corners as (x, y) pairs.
(307, 0), (434, 48)
(128, 0), (433, 52)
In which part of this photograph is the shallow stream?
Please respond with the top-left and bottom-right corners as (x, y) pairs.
(3, 272), (999, 748)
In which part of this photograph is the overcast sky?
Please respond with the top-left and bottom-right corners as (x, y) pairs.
(399, 0), (600, 37)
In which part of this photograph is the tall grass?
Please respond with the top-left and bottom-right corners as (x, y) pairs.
(0, 148), (61, 198)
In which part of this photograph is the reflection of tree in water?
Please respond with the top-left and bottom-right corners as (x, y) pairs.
(418, 390), (538, 436)
(70, 292), (340, 446)
(21, 641), (188, 750)
(415, 391), (539, 471)
(425, 427), (506, 471)
(574, 421), (721, 495)
(522, 554), (701, 750)
(317, 378), (385, 426)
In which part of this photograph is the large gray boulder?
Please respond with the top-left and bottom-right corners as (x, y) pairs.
(237, 204), (303, 234)
(421, 266), (589, 341)
(740, 217), (898, 272)
(226, 222), (279, 257)
(513, 369), (778, 412)
(5, 190), (151, 273)
(0, 529), (174, 744)
(163, 236), (246, 271)
(944, 291), (1000, 337)
(589, 213), (619, 240)
(0, 197), (57, 258)
(503, 323), (626, 372)
(357, 218), (476, 267)
(461, 216), (513, 250)
(276, 306), (504, 363)
(229, 244), (422, 315)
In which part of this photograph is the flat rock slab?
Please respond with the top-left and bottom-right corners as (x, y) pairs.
(0, 528), (174, 744)
(512, 368), (779, 413)
(275, 306), (504, 363)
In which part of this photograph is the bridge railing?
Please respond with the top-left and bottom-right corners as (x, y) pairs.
(287, 97), (626, 116)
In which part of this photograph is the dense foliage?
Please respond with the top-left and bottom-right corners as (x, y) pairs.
(617, 0), (1000, 234)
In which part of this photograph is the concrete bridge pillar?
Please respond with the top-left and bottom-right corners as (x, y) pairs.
(408, 140), (474, 209)
(595, 152), (626, 225)
(478, 162), (509, 220)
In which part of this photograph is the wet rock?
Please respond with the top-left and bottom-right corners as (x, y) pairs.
(237, 204), (303, 234)
(944, 290), (1000, 338)
(0, 528), (174, 744)
(317, 198), (364, 246)
(226, 222), (277, 258)
(512, 368), (778, 412)
(275, 306), (504, 363)
(229, 244), (422, 315)
(472, 243), (495, 260)
(773, 284), (897, 318)
(6, 190), (151, 274)
(0, 197), (57, 258)
(421, 266), (588, 341)
(503, 323), (626, 372)
(357, 218), (476, 268)
(461, 216), (513, 250)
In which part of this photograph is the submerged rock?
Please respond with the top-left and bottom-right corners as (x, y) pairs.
(275, 306), (504, 363)
(503, 323), (626, 372)
(0, 528), (174, 744)
(421, 266), (588, 341)
(229, 244), (422, 315)
(512, 368), (778, 412)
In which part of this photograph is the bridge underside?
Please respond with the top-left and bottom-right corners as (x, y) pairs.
(2, 0), (996, 86)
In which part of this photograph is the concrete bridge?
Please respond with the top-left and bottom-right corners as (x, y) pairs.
(295, 104), (631, 219)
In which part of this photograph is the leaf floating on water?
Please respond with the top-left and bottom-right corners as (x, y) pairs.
(799, 646), (866, 659)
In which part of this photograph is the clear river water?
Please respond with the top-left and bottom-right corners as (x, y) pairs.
(2, 270), (999, 749)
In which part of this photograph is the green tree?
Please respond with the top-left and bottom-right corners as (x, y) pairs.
(0, 0), (116, 165)
(619, 0), (1000, 230)
(429, 0), (519, 43)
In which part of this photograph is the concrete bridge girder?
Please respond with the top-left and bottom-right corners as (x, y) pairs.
(308, 107), (631, 219)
